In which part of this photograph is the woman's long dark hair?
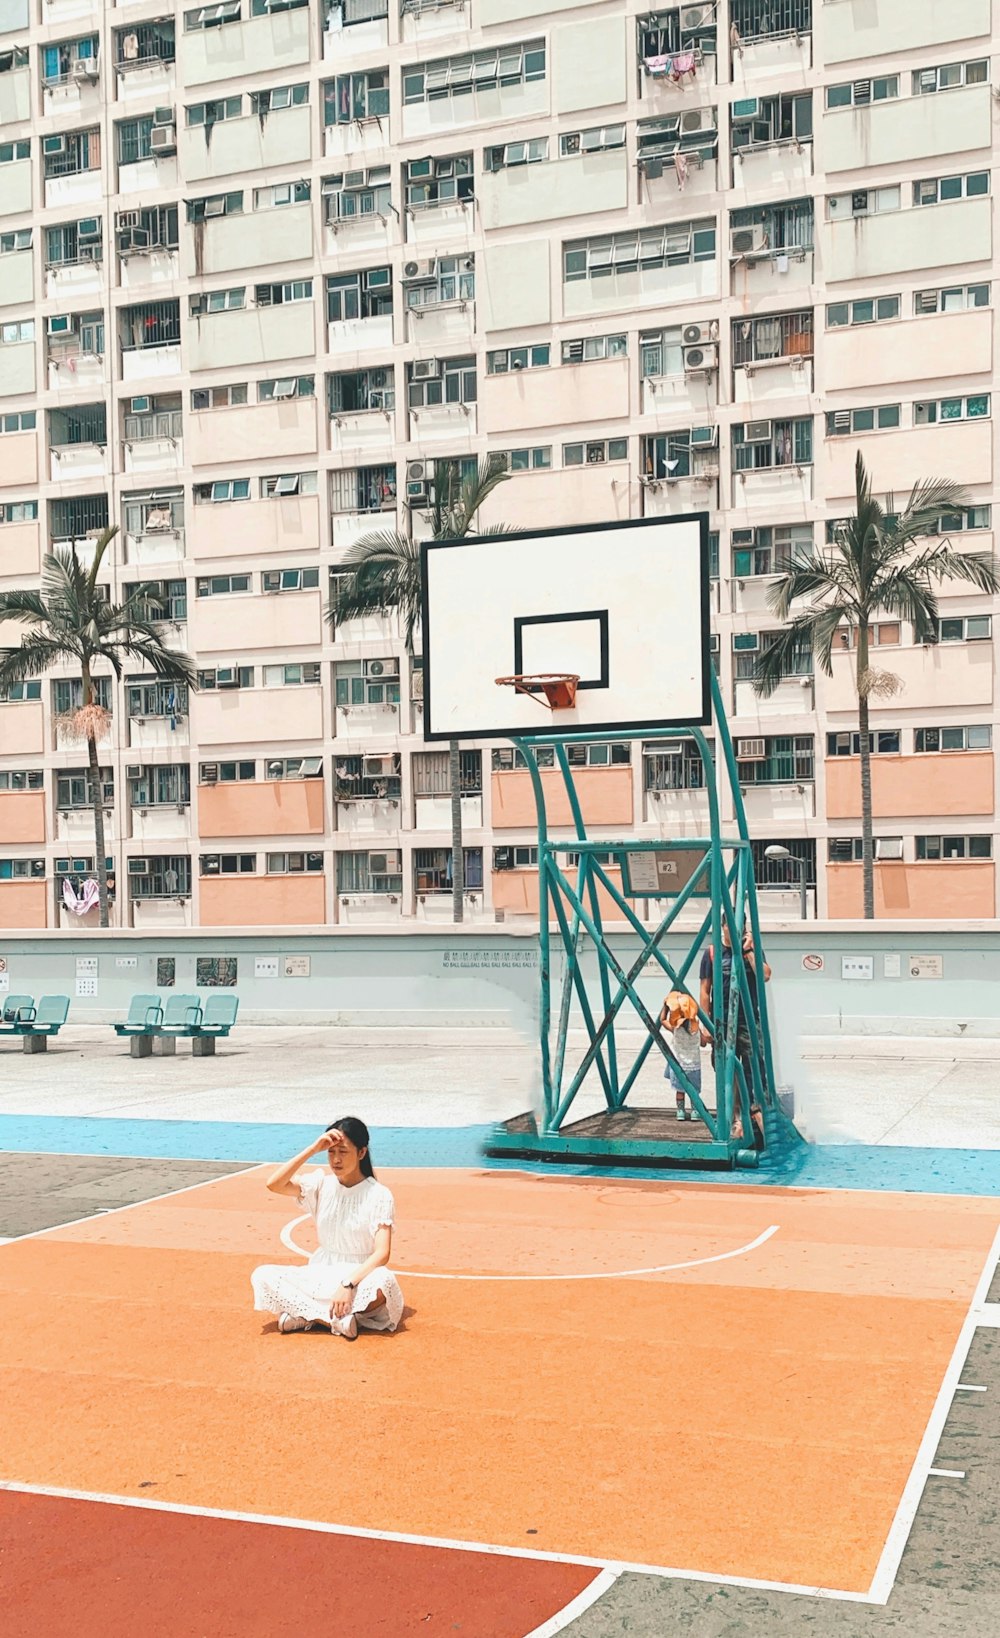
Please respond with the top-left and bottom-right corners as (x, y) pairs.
(326, 1116), (375, 1177)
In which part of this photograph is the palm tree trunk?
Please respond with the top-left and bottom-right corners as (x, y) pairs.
(449, 738), (464, 924)
(81, 663), (110, 929)
(856, 626), (875, 919)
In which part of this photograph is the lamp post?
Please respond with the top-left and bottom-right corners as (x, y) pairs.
(765, 843), (809, 921)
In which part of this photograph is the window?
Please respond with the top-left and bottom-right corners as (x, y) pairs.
(0, 320), (33, 345)
(131, 766), (190, 807)
(639, 327), (684, 379)
(256, 280), (312, 307)
(261, 472), (318, 497)
(52, 675), (112, 715)
(335, 659), (400, 706)
(193, 478), (251, 503)
(326, 268), (393, 321)
(914, 172), (989, 205)
(128, 857), (192, 900)
(0, 229), (31, 254)
(323, 71), (389, 124)
(916, 835), (992, 860)
(827, 732), (901, 757)
(189, 288), (245, 314)
(126, 678), (187, 718)
(334, 754), (401, 801)
(0, 770), (43, 791)
(566, 438), (629, 466)
(733, 418), (813, 469)
(1, 411), (35, 433)
(250, 84), (309, 115)
(267, 852), (324, 873)
(259, 375), (314, 401)
(46, 220), (102, 267)
(914, 60), (988, 94)
(0, 679), (41, 701)
(827, 295), (900, 328)
(403, 40), (545, 104)
(253, 180), (310, 210)
(187, 192), (244, 222)
(559, 126), (624, 156)
(265, 756), (323, 779)
(642, 742), (708, 792)
(123, 490), (184, 537)
(337, 851), (402, 894)
(251, 0), (308, 12)
(117, 204), (178, 252)
(405, 154), (474, 209)
(407, 257), (474, 312)
(116, 118), (154, 166)
(732, 311), (814, 365)
(642, 431), (692, 480)
(121, 301), (180, 349)
(733, 630), (813, 681)
(736, 736), (814, 785)
(730, 91), (812, 150)
(484, 138), (548, 170)
(261, 568), (320, 592)
(487, 344), (549, 374)
(493, 846), (539, 869)
(191, 382), (248, 410)
(125, 578), (187, 622)
(915, 726), (992, 752)
(41, 38), (97, 86)
(328, 367), (393, 413)
(491, 447), (552, 473)
(185, 3), (242, 31)
(730, 0), (811, 43)
(201, 760), (256, 781)
(263, 663), (321, 687)
(116, 21), (176, 68)
(731, 198), (815, 254)
(0, 859), (46, 880)
(322, 167), (391, 222)
(196, 573), (251, 597)
(198, 667), (254, 689)
(42, 129), (100, 178)
(492, 743), (629, 770)
(565, 220), (716, 280)
(930, 506), (992, 533)
(200, 853), (255, 875)
(827, 186), (900, 218)
(50, 494), (109, 541)
(0, 141), (30, 164)
(46, 311), (104, 356)
(826, 76), (898, 108)
(411, 749), (481, 797)
(827, 405), (901, 435)
(835, 622), (901, 649)
(914, 395), (990, 424)
(408, 356), (476, 409)
(915, 283), (990, 314)
(329, 465), (396, 513)
(0, 44), (28, 72)
(186, 96), (243, 126)
(732, 524), (812, 579)
(414, 848), (484, 894)
(562, 334), (627, 363)
(336, 0), (389, 20)
(57, 773), (115, 812)
(938, 615), (992, 642)
(124, 395), (183, 444)
(1, 501), (38, 525)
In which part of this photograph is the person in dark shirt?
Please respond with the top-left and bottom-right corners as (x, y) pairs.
(699, 921), (771, 1143)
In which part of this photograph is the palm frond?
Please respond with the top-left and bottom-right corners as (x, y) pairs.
(0, 589), (52, 627)
(871, 570), (940, 643)
(441, 458), (511, 539)
(751, 615), (821, 697)
(766, 550), (856, 621)
(326, 530), (421, 649)
(0, 636), (72, 685)
(108, 638), (197, 684)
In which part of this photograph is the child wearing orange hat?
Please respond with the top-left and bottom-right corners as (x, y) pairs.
(659, 989), (702, 1122)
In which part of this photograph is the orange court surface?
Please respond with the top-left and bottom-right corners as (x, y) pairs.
(2, 1164), (999, 1635)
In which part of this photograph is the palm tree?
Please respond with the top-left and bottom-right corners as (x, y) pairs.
(0, 527), (196, 928)
(328, 459), (510, 923)
(753, 451), (999, 918)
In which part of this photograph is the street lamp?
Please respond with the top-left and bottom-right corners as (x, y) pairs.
(764, 844), (809, 921)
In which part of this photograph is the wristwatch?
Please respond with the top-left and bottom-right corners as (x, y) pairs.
(344, 1281), (356, 1291)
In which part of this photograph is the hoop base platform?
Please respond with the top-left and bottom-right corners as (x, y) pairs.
(483, 1108), (759, 1170)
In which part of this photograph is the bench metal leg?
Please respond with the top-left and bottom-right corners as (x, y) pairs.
(155, 1037), (176, 1056)
(22, 1034), (47, 1054)
(130, 1035), (153, 1059)
(192, 1035), (216, 1057)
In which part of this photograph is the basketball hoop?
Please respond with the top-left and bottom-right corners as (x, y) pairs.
(496, 673), (580, 711)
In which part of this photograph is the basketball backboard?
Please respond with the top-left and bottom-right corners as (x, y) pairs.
(421, 514), (711, 742)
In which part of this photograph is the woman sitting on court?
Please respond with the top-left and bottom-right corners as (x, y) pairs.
(251, 1116), (403, 1338)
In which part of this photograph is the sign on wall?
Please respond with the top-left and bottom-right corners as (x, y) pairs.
(883, 954), (902, 978)
(76, 976), (98, 998)
(255, 957), (280, 979)
(841, 956), (874, 981)
(76, 957), (98, 976)
(909, 954), (944, 980)
(284, 956), (311, 978)
(801, 953), (824, 973)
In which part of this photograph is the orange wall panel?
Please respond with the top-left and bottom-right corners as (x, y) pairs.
(0, 881), (48, 929)
(493, 866), (632, 923)
(198, 780), (325, 838)
(0, 791), (46, 844)
(491, 768), (634, 831)
(825, 753), (994, 819)
(826, 862), (996, 919)
(199, 874), (326, 927)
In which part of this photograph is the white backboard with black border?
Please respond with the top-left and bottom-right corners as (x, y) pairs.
(421, 514), (711, 741)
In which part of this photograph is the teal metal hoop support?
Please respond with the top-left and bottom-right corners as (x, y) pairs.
(490, 671), (795, 1169)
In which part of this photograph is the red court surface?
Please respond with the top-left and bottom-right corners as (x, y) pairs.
(1, 1166), (998, 1631)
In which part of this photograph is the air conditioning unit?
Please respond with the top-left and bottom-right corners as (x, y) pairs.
(364, 756), (395, 777)
(342, 168), (365, 188)
(744, 420), (772, 443)
(125, 763), (143, 780)
(876, 837), (903, 860)
(406, 459), (430, 499)
(680, 109), (714, 135)
(150, 125), (176, 154)
(681, 3), (712, 27)
(410, 359), (439, 381)
(403, 259), (434, 280)
(371, 850), (401, 874)
(684, 343), (718, 372)
(731, 98), (760, 119)
(216, 668), (238, 688)
(365, 658), (399, 677)
(153, 107), (173, 125)
(78, 217), (100, 241)
(43, 134), (67, 155)
(690, 425), (718, 448)
(201, 764), (219, 784)
(731, 225), (768, 258)
(72, 59), (99, 83)
(682, 321), (714, 346)
(732, 527), (755, 546)
(47, 315), (70, 334)
(128, 857), (149, 875)
(129, 395), (151, 414)
(737, 738), (766, 760)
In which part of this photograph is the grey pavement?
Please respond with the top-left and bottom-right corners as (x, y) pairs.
(0, 1152), (248, 1238)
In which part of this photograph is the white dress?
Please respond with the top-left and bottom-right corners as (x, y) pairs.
(251, 1172), (403, 1332)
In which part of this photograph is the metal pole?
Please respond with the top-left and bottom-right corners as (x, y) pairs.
(799, 860), (807, 922)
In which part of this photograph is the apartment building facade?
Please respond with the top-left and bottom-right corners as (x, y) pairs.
(0, 0), (998, 930)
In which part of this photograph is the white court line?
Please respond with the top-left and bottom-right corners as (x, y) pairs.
(955, 1384), (987, 1392)
(522, 1569), (619, 1637)
(0, 1481), (878, 1603)
(928, 1469), (966, 1479)
(279, 1215), (780, 1278)
(865, 1220), (1000, 1606)
(0, 1163), (267, 1248)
